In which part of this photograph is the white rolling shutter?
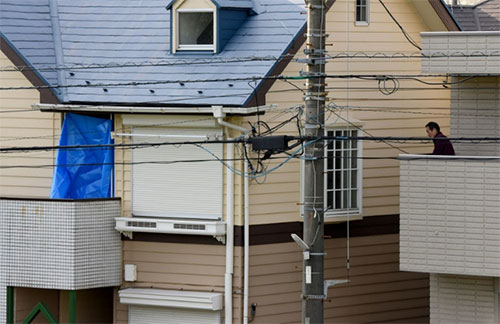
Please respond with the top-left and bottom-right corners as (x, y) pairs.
(132, 127), (223, 219)
(129, 305), (221, 324)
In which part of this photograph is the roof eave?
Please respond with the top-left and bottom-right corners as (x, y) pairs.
(0, 32), (63, 103)
(32, 103), (277, 115)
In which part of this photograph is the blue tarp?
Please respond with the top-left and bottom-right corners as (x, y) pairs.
(50, 113), (113, 199)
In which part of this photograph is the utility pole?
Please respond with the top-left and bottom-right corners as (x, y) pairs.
(302, 0), (326, 323)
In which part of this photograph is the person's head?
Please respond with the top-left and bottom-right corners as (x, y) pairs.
(425, 121), (440, 138)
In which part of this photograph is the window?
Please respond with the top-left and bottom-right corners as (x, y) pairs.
(324, 129), (362, 216)
(177, 9), (215, 51)
(355, 0), (369, 25)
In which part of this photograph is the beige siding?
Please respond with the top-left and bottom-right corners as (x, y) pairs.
(245, 0), (452, 225)
(248, 234), (429, 323)
(120, 241), (243, 323)
(451, 77), (500, 156)
(400, 157), (500, 277)
(0, 51), (60, 198)
(430, 274), (498, 324)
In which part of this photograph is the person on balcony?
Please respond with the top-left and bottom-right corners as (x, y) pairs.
(425, 121), (455, 155)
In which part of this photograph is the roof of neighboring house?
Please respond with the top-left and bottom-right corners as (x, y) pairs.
(0, 0), (461, 107)
(449, 0), (500, 31)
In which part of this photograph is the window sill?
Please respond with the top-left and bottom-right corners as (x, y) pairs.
(355, 22), (369, 26)
(324, 212), (363, 223)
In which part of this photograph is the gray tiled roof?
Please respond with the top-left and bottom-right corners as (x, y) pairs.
(0, 0), (58, 85)
(1, 0), (306, 107)
(450, 0), (500, 31)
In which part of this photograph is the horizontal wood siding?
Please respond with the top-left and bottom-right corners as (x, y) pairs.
(0, 51), (60, 198)
(120, 241), (243, 323)
(248, 234), (429, 323)
(246, 0), (452, 225)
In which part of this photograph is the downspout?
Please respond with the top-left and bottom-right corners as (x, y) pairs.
(243, 158), (249, 324)
(224, 137), (234, 324)
(213, 106), (249, 324)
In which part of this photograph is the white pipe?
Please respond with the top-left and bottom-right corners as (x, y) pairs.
(243, 158), (249, 324)
(112, 132), (209, 139)
(224, 140), (235, 324)
(217, 118), (248, 133)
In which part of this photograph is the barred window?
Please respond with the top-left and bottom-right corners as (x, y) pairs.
(325, 129), (362, 216)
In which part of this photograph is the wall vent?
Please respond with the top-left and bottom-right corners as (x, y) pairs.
(127, 221), (157, 228)
(174, 223), (206, 231)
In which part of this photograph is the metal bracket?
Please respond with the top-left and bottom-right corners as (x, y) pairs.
(324, 279), (350, 298)
(304, 96), (327, 101)
(214, 235), (226, 244)
(302, 294), (326, 300)
(303, 48), (328, 55)
(305, 33), (329, 38)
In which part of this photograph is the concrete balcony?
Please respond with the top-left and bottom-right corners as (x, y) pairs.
(421, 31), (500, 75)
(399, 155), (500, 277)
(0, 197), (121, 290)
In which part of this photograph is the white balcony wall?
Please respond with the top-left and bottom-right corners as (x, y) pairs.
(0, 198), (121, 291)
(450, 76), (500, 156)
(421, 32), (500, 74)
(430, 274), (498, 324)
(400, 156), (500, 277)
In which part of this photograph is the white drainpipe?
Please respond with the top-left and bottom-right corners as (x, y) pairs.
(243, 158), (250, 324)
(224, 139), (234, 324)
(213, 106), (250, 324)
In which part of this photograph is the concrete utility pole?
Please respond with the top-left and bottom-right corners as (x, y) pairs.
(302, 0), (327, 323)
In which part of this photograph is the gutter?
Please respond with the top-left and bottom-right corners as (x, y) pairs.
(32, 103), (276, 115)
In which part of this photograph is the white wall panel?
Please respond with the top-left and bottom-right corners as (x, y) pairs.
(0, 198), (121, 290)
(400, 157), (500, 277)
(430, 274), (498, 324)
(421, 32), (500, 74)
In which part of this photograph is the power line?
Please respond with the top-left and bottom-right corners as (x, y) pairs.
(2, 136), (500, 153)
(0, 73), (486, 91)
(2, 51), (498, 73)
(377, 0), (422, 51)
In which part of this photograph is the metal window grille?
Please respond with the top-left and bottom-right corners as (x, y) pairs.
(324, 129), (362, 216)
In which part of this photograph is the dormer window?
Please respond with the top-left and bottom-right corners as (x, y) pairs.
(177, 9), (215, 51)
(167, 0), (253, 54)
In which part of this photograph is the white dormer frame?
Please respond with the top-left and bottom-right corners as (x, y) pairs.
(172, 0), (218, 53)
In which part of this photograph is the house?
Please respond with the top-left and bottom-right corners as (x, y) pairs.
(0, 0), (462, 323)
(448, 0), (500, 31)
(400, 8), (500, 324)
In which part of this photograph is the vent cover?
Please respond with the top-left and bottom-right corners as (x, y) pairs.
(174, 223), (206, 231)
(127, 221), (157, 228)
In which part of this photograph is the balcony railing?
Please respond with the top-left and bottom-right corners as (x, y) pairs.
(421, 31), (500, 75)
(399, 155), (500, 277)
(0, 197), (121, 290)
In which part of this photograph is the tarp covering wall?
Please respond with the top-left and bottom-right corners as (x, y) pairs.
(50, 113), (113, 199)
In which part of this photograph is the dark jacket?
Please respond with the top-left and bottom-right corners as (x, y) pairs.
(432, 132), (455, 155)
